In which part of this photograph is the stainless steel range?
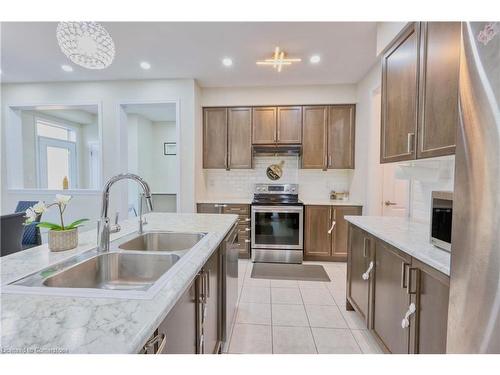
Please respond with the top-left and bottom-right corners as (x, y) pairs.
(251, 183), (303, 264)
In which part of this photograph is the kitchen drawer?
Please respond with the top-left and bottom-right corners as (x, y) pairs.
(237, 237), (251, 258)
(238, 221), (250, 230)
(238, 216), (251, 224)
(223, 204), (250, 215)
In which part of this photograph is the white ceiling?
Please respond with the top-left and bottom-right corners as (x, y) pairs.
(1, 22), (378, 87)
(122, 103), (176, 122)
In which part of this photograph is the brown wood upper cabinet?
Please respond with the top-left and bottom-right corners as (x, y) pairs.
(304, 205), (362, 262)
(252, 107), (277, 144)
(277, 106), (302, 144)
(203, 108), (228, 169)
(203, 107), (252, 169)
(228, 107), (252, 169)
(252, 106), (302, 144)
(302, 105), (356, 170)
(302, 106), (328, 169)
(381, 23), (419, 163)
(417, 22), (460, 158)
(381, 22), (460, 163)
(328, 105), (355, 169)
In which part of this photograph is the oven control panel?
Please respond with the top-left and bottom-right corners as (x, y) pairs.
(254, 183), (298, 194)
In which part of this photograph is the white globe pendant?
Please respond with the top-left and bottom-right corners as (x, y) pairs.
(56, 22), (115, 70)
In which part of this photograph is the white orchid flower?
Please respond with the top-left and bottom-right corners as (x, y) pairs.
(32, 201), (46, 214)
(25, 208), (37, 224)
(55, 194), (72, 205)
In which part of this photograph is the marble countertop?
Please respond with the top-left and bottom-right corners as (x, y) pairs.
(197, 197), (362, 206)
(197, 198), (253, 204)
(345, 216), (451, 276)
(0, 212), (237, 354)
(301, 199), (363, 206)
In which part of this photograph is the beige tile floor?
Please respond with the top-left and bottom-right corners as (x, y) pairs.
(227, 259), (384, 354)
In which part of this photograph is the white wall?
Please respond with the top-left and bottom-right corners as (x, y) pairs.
(353, 61), (384, 215)
(407, 157), (455, 223)
(201, 84), (357, 107)
(376, 22), (408, 55)
(151, 121), (177, 193)
(1, 79), (198, 232)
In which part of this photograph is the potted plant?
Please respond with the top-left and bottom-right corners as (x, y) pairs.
(25, 194), (89, 252)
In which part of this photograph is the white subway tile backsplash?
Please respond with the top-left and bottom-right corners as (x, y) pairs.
(408, 157), (455, 223)
(202, 156), (353, 201)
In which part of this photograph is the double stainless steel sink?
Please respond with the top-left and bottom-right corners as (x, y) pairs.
(9, 231), (207, 295)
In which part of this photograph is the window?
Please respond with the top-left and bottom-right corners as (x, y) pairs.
(36, 119), (77, 189)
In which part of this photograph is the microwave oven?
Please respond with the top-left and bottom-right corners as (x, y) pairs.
(430, 191), (453, 251)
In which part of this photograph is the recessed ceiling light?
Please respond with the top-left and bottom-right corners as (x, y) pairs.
(310, 55), (321, 64)
(140, 61), (151, 70)
(61, 64), (73, 72)
(222, 57), (233, 67)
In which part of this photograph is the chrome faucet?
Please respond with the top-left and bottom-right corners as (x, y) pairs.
(97, 173), (153, 252)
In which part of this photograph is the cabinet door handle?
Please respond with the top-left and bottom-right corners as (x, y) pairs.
(362, 261), (374, 280)
(144, 333), (166, 354)
(244, 239), (251, 243)
(205, 269), (210, 299)
(407, 267), (419, 295)
(245, 228), (251, 232)
(328, 220), (336, 234)
(198, 271), (205, 302)
(407, 133), (415, 153)
(328, 155), (332, 166)
(199, 334), (205, 354)
(401, 262), (410, 289)
(401, 303), (416, 329)
(363, 237), (370, 258)
(245, 218), (251, 222)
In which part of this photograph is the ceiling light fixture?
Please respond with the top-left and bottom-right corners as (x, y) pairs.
(61, 64), (74, 72)
(222, 57), (233, 67)
(310, 55), (321, 64)
(256, 47), (301, 72)
(140, 61), (151, 70)
(56, 22), (115, 70)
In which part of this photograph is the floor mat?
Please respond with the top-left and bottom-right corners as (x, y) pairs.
(251, 263), (331, 282)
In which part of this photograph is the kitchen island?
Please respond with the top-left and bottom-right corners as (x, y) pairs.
(0, 212), (238, 354)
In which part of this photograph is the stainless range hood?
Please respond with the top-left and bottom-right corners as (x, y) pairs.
(252, 144), (302, 156)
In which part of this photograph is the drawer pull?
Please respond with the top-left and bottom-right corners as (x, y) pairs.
(245, 218), (251, 222)
(244, 239), (251, 243)
(401, 303), (416, 329)
(245, 228), (251, 232)
(327, 220), (336, 234)
(362, 261), (374, 281)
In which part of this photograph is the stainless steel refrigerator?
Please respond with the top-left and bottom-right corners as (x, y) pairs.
(447, 22), (500, 353)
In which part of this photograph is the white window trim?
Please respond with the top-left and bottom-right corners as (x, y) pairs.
(37, 136), (78, 189)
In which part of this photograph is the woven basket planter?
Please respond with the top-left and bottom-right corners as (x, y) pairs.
(48, 228), (78, 252)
